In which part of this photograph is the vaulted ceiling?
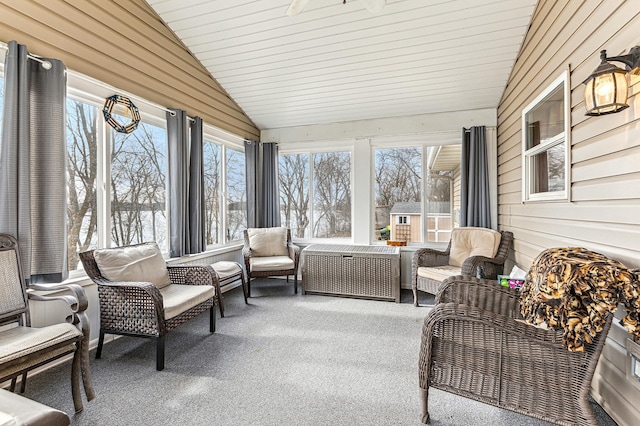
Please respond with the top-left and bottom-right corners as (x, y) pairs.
(146, 0), (537, 130)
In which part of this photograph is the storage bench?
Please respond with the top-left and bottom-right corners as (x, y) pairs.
(301, 244), (401, 302)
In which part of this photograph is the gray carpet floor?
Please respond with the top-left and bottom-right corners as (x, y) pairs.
(19, 278), (617, 425)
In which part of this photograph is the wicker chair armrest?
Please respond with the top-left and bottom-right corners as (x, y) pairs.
(435, 275), (521, 319)
(460, 255), (505, 278)
(28, 283), (89, 314)
(413, 247), (450, 268)
(289, 243), (301, 264)
(167, 265), (215, 286)
(422, 302), (564, 351)
(242, 245), (252, 271)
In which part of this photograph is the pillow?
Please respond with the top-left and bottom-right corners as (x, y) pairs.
(93, 242), (171, 289)
(247, 227), (288, 257)
(449, 227), (501, 267)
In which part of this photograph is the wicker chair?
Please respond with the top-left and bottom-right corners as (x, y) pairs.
(243, 228), (300, 295)
(0, 234), (94, 413)
(418, 275), (612, 425)
(412, 228), (513, 306)
(79, 243), (217, 371)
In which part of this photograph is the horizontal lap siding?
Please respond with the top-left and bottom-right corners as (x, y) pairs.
(0, 0), (259, 139)
(497, 0), (640, 424)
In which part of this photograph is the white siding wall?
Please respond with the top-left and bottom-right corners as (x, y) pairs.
(497, 1), (640, 424)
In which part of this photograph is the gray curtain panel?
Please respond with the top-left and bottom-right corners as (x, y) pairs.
(188, 116), (206, 253)
(167, 110), (206, 257)
(261, 142), (281, 227)
(460, 126), (491, 228)
(167, 109), (189, 257)
(0, 41), (68, 283)
(244, 139), (260, 228)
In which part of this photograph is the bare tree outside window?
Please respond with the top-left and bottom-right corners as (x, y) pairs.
(203, 141), (221, 245)
(374, 147), (421, 240)
(110, 121), (167, 248)
(66, 99), (98, 270)
(313, 152), (351, 238)
(279, 153), (309, 238)
(226, 148), (246, 241)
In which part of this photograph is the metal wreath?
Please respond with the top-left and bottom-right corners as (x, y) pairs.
(103, 94), (141, 134)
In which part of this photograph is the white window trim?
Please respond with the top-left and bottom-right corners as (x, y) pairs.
(521, 70), (571, 202)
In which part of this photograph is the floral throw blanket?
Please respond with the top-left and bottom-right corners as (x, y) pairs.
(519, 247), (640, 352)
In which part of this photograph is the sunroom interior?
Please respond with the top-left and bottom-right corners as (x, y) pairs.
(0, 0), (639, 424)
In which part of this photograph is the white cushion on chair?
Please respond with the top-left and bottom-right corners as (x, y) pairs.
(93, 242), (171, 289)
(449, 227), (501, 267)
(160, 284), (214, 319)
(247, 228), (288, 257)
(211, 261), (243, 280)
(417, 265), (461, 282)
(250, 256), (294, 272)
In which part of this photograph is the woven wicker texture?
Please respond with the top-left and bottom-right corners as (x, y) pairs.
(79, 244), (216, 371)
(0, 234), (94, 413)
(412, 229), (513, 306)
(302, 244), (400, 302)
(243, 228), (300, 295)
(419, 275), (611, 425)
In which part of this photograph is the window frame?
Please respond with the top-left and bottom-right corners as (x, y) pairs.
(521, 70), (571, 202)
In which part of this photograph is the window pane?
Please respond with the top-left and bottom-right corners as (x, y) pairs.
(425, 146), (456, 243)
(110, 121), (167, 248)
(66, 99), (98, 270)
(203, 141), (221, 245)
(530, 142), (565, 194)
(374, 147), (421, 242)
(313, 152), (351, 238)
(226, 147), (246, 241)
(525, 85), (564, 150)
(279, 153), (309, 239)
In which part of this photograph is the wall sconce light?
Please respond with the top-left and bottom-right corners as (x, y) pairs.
(583, 46), (640, 116)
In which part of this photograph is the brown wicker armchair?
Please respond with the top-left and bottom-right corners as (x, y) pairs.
(0, 234), (94, 413)
(412, 228), (513, 306)
(79, 243), (217, 371)
(418, 275), (612, 425)
(243, 228), (300, 295)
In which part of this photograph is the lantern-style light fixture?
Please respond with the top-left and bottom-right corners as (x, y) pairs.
(583, 46), (640, 116)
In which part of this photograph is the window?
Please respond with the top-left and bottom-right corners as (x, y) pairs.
(522, 71), (569, 201)
(226, 147), (246, 241)
(279, 151), (351, 240)
(374, 145), (455, 244)
(110, 120), (167, 248)
(203, 140), (221, 245)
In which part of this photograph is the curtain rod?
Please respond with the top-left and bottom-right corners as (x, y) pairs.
(0, 41), (250, 140)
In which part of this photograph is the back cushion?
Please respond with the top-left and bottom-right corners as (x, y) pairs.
(449, 227), (501, 267)
(93, 242), (171, 289)
(247, 227), (288, 257)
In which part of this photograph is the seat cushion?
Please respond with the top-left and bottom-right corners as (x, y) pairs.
(93, 242), (171, 289)
(449, 227), (501, 267)
(417, 265), (461, 283)
(247, 228), (289, 257)
(160, 284), (215, 319)
(250, 256), (295, 272)
(0, 389), (70, 426)
(0, 324), (81, 365)
(211, 261), (243, 280)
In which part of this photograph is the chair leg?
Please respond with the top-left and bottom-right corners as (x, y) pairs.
(247, 278), (252, 298)
(240, 273), (249, 304)
(413, 288), (419, 307)
(9, 377), (16, 392)
(210, 306), (216, 333)
(156, 335), (165, 371)
(420, 387), (430, 424)
(19, 372), (27, 393)
(96, 329), (105, 359)
(71, 348), (83, 413)
(215, 281), (224, 318)
(294, 274), (298, 294)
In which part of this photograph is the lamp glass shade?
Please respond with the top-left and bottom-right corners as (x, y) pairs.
(584, 66), (629, 116)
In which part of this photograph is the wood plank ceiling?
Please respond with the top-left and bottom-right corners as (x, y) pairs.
(146, 0), (538, 130)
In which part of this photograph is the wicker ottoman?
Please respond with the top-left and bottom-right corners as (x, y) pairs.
(301, 244), (401, 302)
(211, 261), (248, 317)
